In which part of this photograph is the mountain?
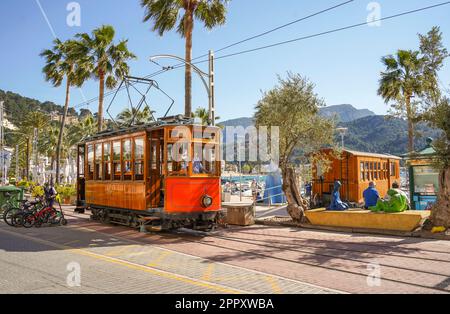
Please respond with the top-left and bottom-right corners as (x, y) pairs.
(339, 115), (441, 155)
(0, 89), (82, 126)
(219, 114), (440, 156)
(219, 117), (254, 128)
(319, 104), (375, 122)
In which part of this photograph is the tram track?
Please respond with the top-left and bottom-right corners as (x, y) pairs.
(166, 230), (450, 293)
(63, 211), (450, 293)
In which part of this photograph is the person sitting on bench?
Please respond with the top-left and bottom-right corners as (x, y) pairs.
(370, 182), (408, 213)
(328, 181), (349, 211)
(363, 181), (380, 209)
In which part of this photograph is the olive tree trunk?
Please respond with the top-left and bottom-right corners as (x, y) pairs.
(431, 167), (450, 228)
(282, 167), (309, 223)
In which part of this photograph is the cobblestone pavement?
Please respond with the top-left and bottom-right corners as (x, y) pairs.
(0, 217), (337, 294)
(2, 207), (450, 294)
(61, 209), (450, 294)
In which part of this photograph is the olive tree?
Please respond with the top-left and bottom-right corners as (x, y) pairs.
(255, 73), (336, 222)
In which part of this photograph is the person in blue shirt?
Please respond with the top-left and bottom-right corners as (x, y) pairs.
(363, 182), (380, 209)
(328, 181), (349, 211)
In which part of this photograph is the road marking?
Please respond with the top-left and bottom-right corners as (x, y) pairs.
(265, 276), (282, 294)
(201, 263), (215, 281)
(63, 240), (80, 246)
(147, 251), (173, 267)
(64, 220), (344, 294)
(104, 245), (139, 257)
(0, 227), (245, 294)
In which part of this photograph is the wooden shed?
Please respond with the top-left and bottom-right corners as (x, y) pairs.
(312, 149), (401, 205)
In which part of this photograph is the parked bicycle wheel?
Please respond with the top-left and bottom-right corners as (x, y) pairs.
(3, 207), (21, 227)
(22, 213), (36, 229)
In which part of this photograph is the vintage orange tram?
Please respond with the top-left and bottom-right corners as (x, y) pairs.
(76, 116), (223, 231)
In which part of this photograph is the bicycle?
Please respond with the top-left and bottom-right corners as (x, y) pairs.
(3, 199), (44, 227)
(22, 198), (67, 228)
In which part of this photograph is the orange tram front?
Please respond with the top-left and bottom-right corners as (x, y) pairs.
(76, 119), (223, 231)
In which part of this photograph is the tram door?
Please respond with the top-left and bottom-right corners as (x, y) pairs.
(148, 130), (164, 208)
(76, 145), (86, 203)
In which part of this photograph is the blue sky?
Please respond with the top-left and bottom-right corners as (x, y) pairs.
(0, 0), (449, 121)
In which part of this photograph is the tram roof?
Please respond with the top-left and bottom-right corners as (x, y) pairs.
(80, 115), (219, 144)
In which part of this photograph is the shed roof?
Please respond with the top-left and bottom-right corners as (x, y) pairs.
(344, 149), (401, 160)
(322, 148), (401, 160)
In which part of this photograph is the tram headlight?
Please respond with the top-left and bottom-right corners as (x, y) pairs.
(201, 195), (213, 208)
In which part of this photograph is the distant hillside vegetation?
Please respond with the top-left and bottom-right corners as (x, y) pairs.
(0, 89), (81, 126)
(220, 114), (440, 156)
(339, 115), (441, 155)
(319, 104), (375, 122)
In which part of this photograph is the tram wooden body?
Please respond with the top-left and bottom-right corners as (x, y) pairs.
(76, 118), (223, 231)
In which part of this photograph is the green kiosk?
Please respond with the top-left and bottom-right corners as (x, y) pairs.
(402, 138), (439, 210)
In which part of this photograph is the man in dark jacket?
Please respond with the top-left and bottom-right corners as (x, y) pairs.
(363, 182), (380, 209)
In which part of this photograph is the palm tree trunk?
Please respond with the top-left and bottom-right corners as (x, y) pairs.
(431, 167), (450, 228)
(184, 10), (194, 118)
(56, 77), (71, 184)
(406, 95), (415, 153)
(98, 71), (105, 132)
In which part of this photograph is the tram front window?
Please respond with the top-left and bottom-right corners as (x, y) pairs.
(192, 143), (219, 176)
(167, 142), (189, 176)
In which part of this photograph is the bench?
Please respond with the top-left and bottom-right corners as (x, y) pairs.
(305, 208), (431, 232)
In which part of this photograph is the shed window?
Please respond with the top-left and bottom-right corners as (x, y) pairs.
(360, 162), (365, 181)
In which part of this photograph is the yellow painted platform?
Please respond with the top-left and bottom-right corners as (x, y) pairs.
(305, 209), (431, 232)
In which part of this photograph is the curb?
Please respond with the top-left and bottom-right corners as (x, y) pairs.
(256, 216), (450, 241)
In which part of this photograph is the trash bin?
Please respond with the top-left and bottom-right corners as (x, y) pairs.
(0, 186), (24, 209)
(223, 203), (255, 226)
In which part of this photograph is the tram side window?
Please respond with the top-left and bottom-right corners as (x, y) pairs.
(113, 141), (121, 180)
(78, 146), (85, 177)
(134, 137), (144, 181)
(95, 144), (103, 180)
(104, 142), (111, 180)
(123, 139), (132, 181)
(87, 145), (94, 180)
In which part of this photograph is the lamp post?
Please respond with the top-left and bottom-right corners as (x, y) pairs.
(336, 128), (348, 149)
(149, 52), (216, 126)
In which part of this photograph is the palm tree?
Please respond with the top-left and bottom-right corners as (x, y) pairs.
(116, 107), (155, 126)
(41, 39), (88, 184)
(194, 107), (220, 125)
(378, 50), (425, 153)
(141, 0), (229, 117)
(76, 25), (136, 132)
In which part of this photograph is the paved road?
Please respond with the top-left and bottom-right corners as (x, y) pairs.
(0, 217), (335, 294)
(1, 208), (450, 294)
